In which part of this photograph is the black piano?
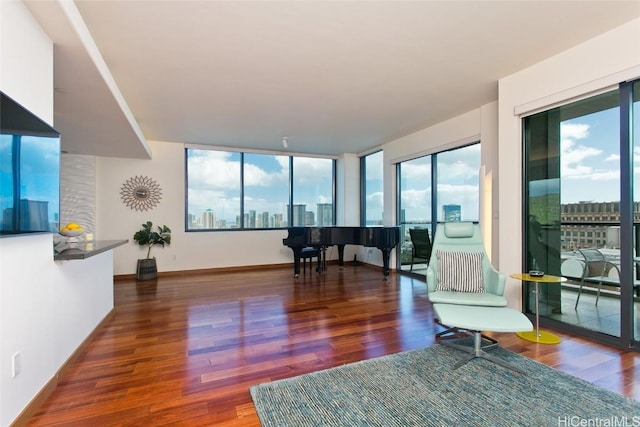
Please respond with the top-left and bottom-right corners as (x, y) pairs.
(282, 226), (400, 278)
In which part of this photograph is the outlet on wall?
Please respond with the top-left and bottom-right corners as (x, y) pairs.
(12, 352), (21, 378)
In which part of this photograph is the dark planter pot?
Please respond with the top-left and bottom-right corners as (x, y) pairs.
(136, 258), (157, 280)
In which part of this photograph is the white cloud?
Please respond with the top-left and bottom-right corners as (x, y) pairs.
(366, 191), (384, 210)
(560, 123), (603, 179)
(293, 157), (333, 184)
(401, 157), (431, 181)
(187, 151), (240, 191)
(561, 123), (590, 140)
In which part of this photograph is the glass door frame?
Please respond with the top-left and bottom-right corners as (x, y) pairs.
(521, 79), (638, 350)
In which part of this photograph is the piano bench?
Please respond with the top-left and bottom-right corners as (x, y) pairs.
(301, 247), (320, 274)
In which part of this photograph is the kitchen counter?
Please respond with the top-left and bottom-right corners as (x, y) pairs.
(54, 239), (128, 260)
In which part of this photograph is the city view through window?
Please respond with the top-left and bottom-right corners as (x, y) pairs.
(524, 83), (640, 344)
(397, 143), (480, 271)
(529, 98), (639, 252)
(186, 149), (333, 230)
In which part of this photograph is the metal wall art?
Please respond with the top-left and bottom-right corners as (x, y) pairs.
(120, 175), (162, 211)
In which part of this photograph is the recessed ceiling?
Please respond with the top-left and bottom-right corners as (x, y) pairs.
(24, 1), (640, 159)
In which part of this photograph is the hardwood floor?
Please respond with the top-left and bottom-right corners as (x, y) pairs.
(26, 265), (639, 426)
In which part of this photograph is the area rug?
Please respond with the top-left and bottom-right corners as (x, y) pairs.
(250, 342), (640, 426)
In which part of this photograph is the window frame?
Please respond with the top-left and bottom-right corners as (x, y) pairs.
(185, 147), (336, 231)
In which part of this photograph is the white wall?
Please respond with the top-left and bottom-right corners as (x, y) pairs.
(0, 236), (114, 426)
(336, 153), (360, 226)
(0, 3), (115, 425)
(0, 1), (53, 123)
(498, 17), (640, 309)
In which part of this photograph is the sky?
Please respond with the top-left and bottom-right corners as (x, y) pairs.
(560, 103), (640, 204)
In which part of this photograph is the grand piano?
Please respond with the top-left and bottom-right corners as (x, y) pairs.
(282, 226), (400, 278)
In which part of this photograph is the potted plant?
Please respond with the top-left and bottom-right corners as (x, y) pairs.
(133, 221), (171, 280)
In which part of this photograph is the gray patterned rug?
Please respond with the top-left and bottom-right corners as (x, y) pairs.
(250, 342), (640, 426)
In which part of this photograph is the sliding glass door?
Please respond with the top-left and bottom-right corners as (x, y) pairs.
(523, 79), (639, 348)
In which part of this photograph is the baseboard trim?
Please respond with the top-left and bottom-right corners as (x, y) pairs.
(11, 309), (115, 427)
(114, 261), (390, 281)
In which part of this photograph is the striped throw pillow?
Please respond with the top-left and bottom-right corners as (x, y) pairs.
(435, 250), (485, 293)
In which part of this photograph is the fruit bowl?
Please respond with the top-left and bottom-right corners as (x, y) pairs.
(59, 229), (84, 238)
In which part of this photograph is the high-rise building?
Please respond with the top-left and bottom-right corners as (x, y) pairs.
(291, 204), (306, 226)
(442, 204), (461, 222)
(187, 213), (197, 229)
(272, 213), (284, 228)
(259, 212), (269, 228)
(305, 211), (315, 226)
(317, 203), (333, 226)
(559, 201), (640, 250)
(202, 209), (215, 229)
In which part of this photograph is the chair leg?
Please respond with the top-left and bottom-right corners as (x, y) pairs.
(574, 280), (584, 310)
(442, 332), (524, 374)
(595, 281), (602, 306)
(435, 322), (498, 350)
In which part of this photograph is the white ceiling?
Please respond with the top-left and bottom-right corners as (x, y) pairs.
(24, 1), (640, 159)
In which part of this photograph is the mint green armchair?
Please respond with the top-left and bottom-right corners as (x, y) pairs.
(426, 222), (507, 342)
(426, 222), (507, 307)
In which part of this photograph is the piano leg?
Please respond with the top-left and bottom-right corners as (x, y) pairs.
(380, 247), (392, 279)
(337, 244), (346, 269)
(316, 249), (322, 273)
(292, 247), (302, 278)
(320, 245), (328, 272)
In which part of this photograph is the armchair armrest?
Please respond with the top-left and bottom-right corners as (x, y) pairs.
(484, 266), (506, 296)
(426, 265), (437, 292)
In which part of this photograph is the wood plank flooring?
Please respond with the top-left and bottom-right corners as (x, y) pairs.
(26, 265), (640, 426)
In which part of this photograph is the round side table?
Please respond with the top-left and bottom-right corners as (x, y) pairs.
(510, 273), (566, 344)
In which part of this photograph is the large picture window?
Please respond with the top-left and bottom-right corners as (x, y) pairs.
(186, 148), (335, 230)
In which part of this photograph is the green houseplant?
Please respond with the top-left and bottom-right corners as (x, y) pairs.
(133, 221), (171, 280)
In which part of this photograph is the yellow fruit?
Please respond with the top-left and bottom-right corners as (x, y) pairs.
(62, 222), (83, 231)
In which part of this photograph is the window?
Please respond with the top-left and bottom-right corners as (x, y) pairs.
(186, 149), (240, 229)
(186, 148), (335, 230)
(436, 144), (480, 222)
(292, 157), (334, 226)
(396, 142), (480, 275)
(361, 150), (383, 226)
(243, 153), (289, 228)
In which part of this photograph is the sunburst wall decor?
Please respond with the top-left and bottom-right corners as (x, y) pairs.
(120, 175), (162, 211)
